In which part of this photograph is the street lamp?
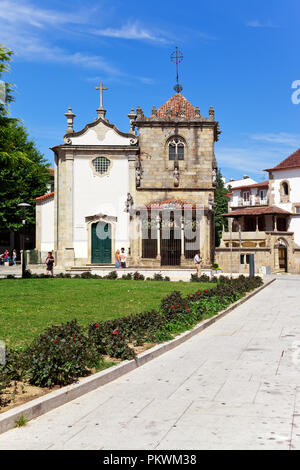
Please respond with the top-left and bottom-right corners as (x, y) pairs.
(17, 203), (31, 278)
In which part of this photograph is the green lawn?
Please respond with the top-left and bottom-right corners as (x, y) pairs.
(0, 279), (214, 348)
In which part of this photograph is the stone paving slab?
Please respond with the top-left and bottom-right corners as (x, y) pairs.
(0, 277), (300, 449)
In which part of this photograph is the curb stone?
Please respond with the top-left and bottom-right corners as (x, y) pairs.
(0, 277), (275, 435)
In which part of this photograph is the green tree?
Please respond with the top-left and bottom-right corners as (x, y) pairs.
(215, 169), (229, 247)
(0, 45), (49, 232)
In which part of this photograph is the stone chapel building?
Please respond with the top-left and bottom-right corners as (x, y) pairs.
(34, 87), (220, 270)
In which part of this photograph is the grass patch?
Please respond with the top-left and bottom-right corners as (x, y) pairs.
(15, 414), (28, 427)
(0, 279), (214, 348)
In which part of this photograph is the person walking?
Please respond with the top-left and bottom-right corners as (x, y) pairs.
(194, 250), (202, 278)
(3, 250), (10, 265)
(45, 252), (55, 277)
(120, 248), (127, 269)
(12, 249), (17, 266)
(115, 250), (121, 269)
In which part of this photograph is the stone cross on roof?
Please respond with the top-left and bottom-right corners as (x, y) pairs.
(95, 82), (108, 118)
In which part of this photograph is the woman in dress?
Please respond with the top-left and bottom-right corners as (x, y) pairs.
(115, 250), (121, 269)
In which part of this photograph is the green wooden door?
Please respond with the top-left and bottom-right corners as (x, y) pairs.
(92, 222), (112, 264)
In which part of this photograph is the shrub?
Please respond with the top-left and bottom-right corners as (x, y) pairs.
(190, 273), (212, 282)
(106, 271), (118, 280)
(88, 322), (135, 360)
(133, 271), (144, 281)
(122, 273), (133, 280)
(23, 319), (99, 387)
(160, 291), (192, 321)
(81, 271), (93, 279)
(153, 273), (164, 281)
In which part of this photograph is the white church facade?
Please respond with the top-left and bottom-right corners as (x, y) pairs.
(34, 85), (220, 270)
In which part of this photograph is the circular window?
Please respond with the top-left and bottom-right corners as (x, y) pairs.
(92, 157), (111, 174)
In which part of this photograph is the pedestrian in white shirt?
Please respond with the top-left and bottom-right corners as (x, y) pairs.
(120, 247), (127, 268)
(194, 251), (202, 278)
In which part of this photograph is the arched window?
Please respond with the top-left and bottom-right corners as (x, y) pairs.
(168, 137), (185, 161)
(282, 182), (289, 196)
(280, 181), (290, 202)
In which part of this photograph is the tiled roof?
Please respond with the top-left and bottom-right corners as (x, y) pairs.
(221, 206), (291, 217)
(32, 192), (54, 202)
(157, 94), (196, 118)
(230, 181), (269, 191)
(265, 149), (300, 171)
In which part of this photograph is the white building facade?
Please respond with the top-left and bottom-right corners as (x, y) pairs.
(216, 149), (300, 274)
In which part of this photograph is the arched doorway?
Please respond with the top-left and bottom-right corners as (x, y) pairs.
(92, 222), (112, 264)
(278, 239), (288, 272)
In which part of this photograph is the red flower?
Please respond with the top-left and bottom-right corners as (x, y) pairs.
(72, 335), (76, 339)
(190, 295), (193, 298)
(198, 291), (201, 295)
(113, 330), (118, 335)
(171, 305), (175, 309)
(205, 289), (208, 293)
(53, 339), (59, 343)
(95, 323), (99, 327)
(186, 307), (191, 311)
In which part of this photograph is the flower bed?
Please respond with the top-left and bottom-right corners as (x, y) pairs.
(0, 275), (263, 408)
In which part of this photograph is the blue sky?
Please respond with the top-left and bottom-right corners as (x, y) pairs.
(1, 0), (299, 181)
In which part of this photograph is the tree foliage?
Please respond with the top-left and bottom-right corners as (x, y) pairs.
(215, 169), (229, 247)
(0, 45), (49, 232)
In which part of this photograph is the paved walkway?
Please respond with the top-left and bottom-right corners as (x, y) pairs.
(1, 277), (300, 450)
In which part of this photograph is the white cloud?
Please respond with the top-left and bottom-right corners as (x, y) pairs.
(92, 22), (169, 43)
(246, 20), (278, 28)
(0, 0), (88, 28)
(251, 132), (300, 147)
(0, 1), (159, 81)
(216, 140), (299, 177)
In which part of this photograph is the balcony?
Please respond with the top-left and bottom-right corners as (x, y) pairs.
(221, 231), (267, 248)
(229, 197), (268, 208)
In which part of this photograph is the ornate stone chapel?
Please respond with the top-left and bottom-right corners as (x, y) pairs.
(34, 56), (221, 270)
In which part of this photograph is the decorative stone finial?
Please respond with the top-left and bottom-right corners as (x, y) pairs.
(97, 108), (107, 119)
(195, 106), (201, 117)
(64, 107), (76, 134)
(209, 106), (215, 120)
(151, 106), (157, 117)
(128, 107), (137, 134)
(136, 106), (144, 119)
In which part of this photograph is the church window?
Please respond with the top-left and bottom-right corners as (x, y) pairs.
(92, 157), (111, 174)
(282, 182), (289, 196)
(168, 137), (185, 161)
